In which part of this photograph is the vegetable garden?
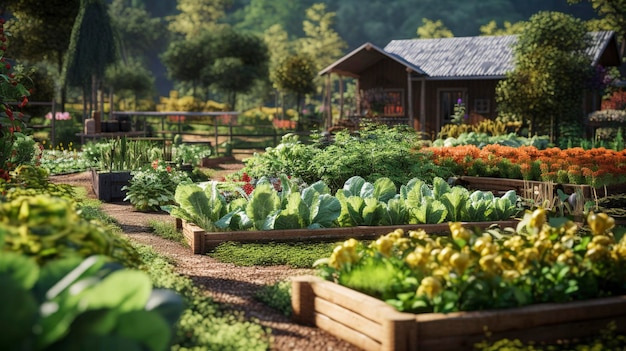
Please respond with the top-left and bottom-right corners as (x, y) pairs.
(4, 121), (626, 350)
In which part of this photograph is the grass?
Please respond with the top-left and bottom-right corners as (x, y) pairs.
(209, 241), (340, 268)
(148, 219), (188, 246)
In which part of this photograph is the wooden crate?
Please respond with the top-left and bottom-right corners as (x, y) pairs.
(292, 276), (626, 351)
(180, 220), (520, 254)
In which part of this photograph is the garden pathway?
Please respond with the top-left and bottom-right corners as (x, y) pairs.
(49, 155), (361, 351)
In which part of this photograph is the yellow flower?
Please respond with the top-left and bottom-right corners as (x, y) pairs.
(529, 208), (547, 231)
(374, 236), (394, 257)
(416, 276), (442, 299)
(449, 222), (471, 242)
(450, 251), (470, 274)
(587, 212), (615, 236)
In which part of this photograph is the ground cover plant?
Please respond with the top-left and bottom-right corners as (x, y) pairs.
(0, 167), (272, 351)
(210, 241), (339, 268)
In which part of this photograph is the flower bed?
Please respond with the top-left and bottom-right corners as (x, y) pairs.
(180, 220), (520, 254)
(291, 209), (626, 350)
(422, 145), (626, 188)
(291, 275), (626, 351)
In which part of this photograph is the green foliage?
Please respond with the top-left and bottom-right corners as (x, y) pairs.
(0, 194), (140, 267)
(255, 280), (293, 316)
(495, 11), (593, 141)
(63, 0), (117, 90)
(0, 165), (76, 202)
(0, 253), (184, 351)
(210, 241), (338, 268)
(122, 160), (192, 212)
(417, 18), (454, 38)
(137, 244), (271, 350)
(83, 137), (162, 172)
(433, 132), (551, 149)
(148, 220), (187, 246)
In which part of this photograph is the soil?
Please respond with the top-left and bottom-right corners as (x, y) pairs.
(48, 154), (361, 351)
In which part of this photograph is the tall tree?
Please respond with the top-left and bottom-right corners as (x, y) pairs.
(63, 0), (117, 117)
(495, 11), (593, 143)
(4, 0), (79, 73)
(211, 29), (269, 110)
(480, 20), (526, 36)
(568, 0), (626, 57)
(416, 19), (454, 38)
(273, 54), (316, 118)
(160, 30), (215, 98)
(298, 3), (347, 73)
(168, 0), (231, 39)
(109, 0), (167, 62)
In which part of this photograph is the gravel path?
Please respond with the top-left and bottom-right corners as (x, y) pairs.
(50, 163), (362, 351)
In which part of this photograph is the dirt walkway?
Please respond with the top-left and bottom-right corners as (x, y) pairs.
(49, 160), (360, 351)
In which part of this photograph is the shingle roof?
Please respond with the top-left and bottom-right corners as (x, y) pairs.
(382, 31), (617, 80)
(384, 35), (517, 79)
(320, 31), (619, 79)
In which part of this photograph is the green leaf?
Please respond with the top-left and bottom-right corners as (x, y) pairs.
(440, 187), (468, 222)
(0, 251), (39, 290)
(372, 177), (397, 203)
(310, 194), (341, 228)
(246, 183), (280, 230)
(79, 270), (152, 312)
(361, 198), (385, 226)
(432, 177), (451, 199)
(0, 276), (38, 348)
(114, 310), (172, 351)
(382, 198), (408, 226)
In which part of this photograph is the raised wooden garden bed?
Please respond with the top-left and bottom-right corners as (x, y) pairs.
(457, 176), (626, 199)
(292, 275), (626, 351)
(91, 169), (132, 202)
(181, 220), (520, 254)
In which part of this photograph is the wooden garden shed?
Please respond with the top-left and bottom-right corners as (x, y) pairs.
(320, 31), (621, 137)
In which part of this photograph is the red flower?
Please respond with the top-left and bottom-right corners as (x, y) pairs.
(242, 183), (254, 195)
(241, 172), (251, 183)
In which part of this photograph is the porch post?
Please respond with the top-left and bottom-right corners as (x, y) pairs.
(339, 76), (344, 120)
(406, 69), (414, 129)
(326, 74), (332, 129)
(420, 78), (426, 133)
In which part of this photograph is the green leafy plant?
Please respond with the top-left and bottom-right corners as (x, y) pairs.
(0, 253), (184, 351)
(122, 159), (192, 212)
(0, 193), (140, 267)
(0, 17), (30, 181)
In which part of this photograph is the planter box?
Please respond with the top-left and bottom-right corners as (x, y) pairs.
(91, 169), (132, 202)
(292, 276), (626, 351)
(181, 220), (520, 254)
(458, 176), (626, 199)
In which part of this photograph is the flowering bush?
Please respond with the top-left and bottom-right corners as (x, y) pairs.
(122, 159), (192, 211)
(588, 109), (626, 124)
(422, 144), (626, 187)
(316, 208), (626, 314)
(45, 111), (72, 120)
(0, 17), (30, 180)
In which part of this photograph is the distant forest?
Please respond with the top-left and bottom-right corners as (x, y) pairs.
(141, 0), (597, 50)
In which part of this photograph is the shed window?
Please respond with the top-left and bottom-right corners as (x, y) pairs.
(362, 88), (404, 116)
(474, 99), (490, 113)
